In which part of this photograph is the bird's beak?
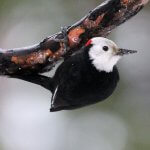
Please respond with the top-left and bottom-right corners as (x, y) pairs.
(116, 48), (137, 56)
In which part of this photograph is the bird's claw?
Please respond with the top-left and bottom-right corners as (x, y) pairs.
(60, 26), (70, 53)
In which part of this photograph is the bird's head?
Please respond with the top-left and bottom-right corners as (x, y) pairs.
(85, 37), (137, 73)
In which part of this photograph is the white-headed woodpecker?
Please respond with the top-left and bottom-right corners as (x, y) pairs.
(14, 37), (137, 112)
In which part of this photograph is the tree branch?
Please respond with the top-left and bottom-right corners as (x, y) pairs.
(0, 0), (149, 75)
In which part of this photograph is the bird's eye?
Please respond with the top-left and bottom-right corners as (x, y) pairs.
(103, 46), (109, 51)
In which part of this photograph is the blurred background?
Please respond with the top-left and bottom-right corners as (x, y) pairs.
(0, 0), (150, 150)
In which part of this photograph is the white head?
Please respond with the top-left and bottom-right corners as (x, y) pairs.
(86, 37), (137, 73)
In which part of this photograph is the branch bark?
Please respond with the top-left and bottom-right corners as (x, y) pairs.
(0, 0), (149, 75)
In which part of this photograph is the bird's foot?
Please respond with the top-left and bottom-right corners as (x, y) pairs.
(60, 26), (70, 53)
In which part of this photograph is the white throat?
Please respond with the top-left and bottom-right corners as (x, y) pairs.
(89, 51), (121, 73)
(91, 55), (120, 72)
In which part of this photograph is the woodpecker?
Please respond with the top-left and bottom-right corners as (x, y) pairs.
(13, 37), (137, 112)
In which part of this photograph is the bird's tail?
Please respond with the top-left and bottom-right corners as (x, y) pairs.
(10, 74), (54, 92)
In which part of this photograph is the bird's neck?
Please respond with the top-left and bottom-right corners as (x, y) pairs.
(84, 46), (116, 73)
(91, 57), (116, 73)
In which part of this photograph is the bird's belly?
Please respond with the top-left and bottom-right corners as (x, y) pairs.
(65, 79), (118, 107)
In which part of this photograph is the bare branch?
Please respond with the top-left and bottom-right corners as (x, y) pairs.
(0, 0), (149, 75)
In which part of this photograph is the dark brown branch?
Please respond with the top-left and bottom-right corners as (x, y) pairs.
(0, 0), (149, 75)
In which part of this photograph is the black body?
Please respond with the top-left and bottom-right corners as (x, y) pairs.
(13, 46), (119, 112)
(49, 47), (119, 111)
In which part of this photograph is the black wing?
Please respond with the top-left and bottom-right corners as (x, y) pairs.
(50, 54), (85, 111)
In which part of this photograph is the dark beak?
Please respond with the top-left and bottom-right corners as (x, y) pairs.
(117, 49), (137, 56)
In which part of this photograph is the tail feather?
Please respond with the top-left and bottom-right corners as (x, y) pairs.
(10, 74), (54, 92)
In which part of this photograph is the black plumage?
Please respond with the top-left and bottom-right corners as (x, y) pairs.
(14, 44), (119, 112)
(49, 46), (119, 111)
(12, 37), (137, 112)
